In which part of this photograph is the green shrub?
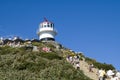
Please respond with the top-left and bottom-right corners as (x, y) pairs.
(0, 46), (14, 55)
(39, 52), (63, 60)
(32, 42), (42, 46)
(85, 57), (115, 71)
(0, 43), (93, 80)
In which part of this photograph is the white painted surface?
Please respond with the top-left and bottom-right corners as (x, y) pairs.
(37, 20), (57, 40)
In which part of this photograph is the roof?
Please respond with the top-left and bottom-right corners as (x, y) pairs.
(41, 18), (53, 24)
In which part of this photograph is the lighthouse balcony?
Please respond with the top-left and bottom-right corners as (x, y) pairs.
(37, 29), (57, 35)
(39, 28), (54, 31)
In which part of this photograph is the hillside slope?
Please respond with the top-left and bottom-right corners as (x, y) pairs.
(0, 41), (115, 80)
(0, 42), (92, 80)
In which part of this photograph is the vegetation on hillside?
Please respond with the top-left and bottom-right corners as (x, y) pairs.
(0, 42), (115, 80)
(72, 52), (115, 71)
(0, 44), (92, 80)
(85, 57), (115, 71)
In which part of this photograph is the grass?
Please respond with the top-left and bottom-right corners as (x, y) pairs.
(85, 57), (115, 71)
(0, 43), (92, 80)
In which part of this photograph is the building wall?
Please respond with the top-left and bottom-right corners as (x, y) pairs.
(39, 32), (55, 40)
(39, 27), (54, 32)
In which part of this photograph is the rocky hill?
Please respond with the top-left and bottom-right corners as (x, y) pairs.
(0, 41), (115, 80)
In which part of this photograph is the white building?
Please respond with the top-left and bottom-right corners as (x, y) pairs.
(37, 18), (57, 41)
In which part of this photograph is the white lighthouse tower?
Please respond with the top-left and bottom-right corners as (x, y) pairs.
(37, 18), (57, 41)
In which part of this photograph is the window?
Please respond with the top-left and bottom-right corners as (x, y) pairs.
(50, 24), (52, 27)
(48, 24), (49, 27)
(44, 25), (46, 27)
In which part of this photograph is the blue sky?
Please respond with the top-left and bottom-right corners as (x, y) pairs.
(0, 0), (120, 70)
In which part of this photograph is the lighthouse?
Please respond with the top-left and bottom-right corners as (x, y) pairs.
(37, 18), (57, 41)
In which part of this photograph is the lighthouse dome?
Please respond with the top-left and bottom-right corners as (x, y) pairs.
(40, 19), (54, 29)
